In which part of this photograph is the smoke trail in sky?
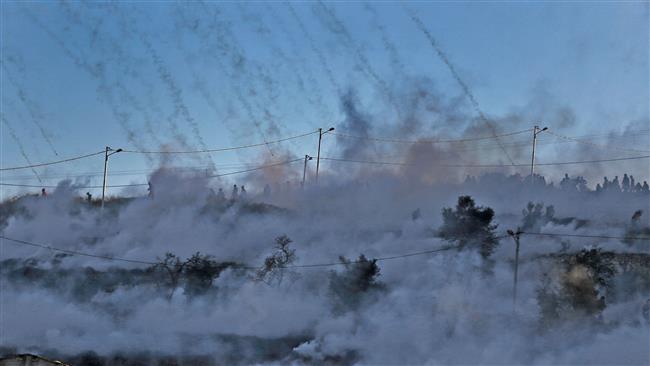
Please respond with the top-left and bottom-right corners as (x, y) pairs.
(172, 3), (276, 156)
(286, 2), (342, 96)
(363, 4), (406, 79)
(406, 9), (516, 166)
(1, 61), (59, 156)
(23, 7), (154, 166)
(237, 3), (314, 121)
(140, 37), (213, 158)
(1, 115), (42, 183)
(59, 1), (164, 149)
(314, 1), (397, 108)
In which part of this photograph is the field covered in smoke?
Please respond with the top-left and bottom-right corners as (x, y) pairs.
(1, 1), (649, 365)
(1, 168), (649, 365)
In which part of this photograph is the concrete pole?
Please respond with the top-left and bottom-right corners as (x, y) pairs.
(316, 128), (323, 183)
(101, 146), (110, 210)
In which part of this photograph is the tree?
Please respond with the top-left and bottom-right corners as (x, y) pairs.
(328, 254), (383, 313)
(151, 252), (186, 300)
(438, 196), (499, 258)
(255, 235), (297, 286)
(183, 252), (234, 296)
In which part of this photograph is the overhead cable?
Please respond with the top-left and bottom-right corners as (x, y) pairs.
(320, 155), (650, 168)
(546, 130), (650, 154)
(0, 151), (105, 171)
(0, 159), (302, 189)
(2, 231), (648, 270)
(122, 131), (318, 154)
(330, 128), (532, 144)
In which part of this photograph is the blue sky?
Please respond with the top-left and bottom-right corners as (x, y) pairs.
(1, 1), (648, 196)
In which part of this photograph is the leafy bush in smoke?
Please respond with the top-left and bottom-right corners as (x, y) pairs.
(255, 234), (298, 286)
(328, 254), (384, 313)
(624, 210), (650, 247)
(149, 252), (237, 298)
(521, 202), (589, 232)
(537, 247), (616, 328)
(438, 195), (499, 258)
(183, 252), (237, 297)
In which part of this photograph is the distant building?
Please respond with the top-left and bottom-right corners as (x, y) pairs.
(0, 354), (69, 366)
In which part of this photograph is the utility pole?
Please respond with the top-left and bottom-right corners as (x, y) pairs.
(316, 127), (334, 183)
(101, 146), (123, 210)
(302, 155), (312, 188)
(507, 228), (523, 311)
(530, 125), (548, 182)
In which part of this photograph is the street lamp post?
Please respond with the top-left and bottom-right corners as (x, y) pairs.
(530, 125), (548, 181)
(507, 228), (523, 311)
(101, 146), (123, 210)
(302, 155), (313, 188)
(316, 127), (335, 183)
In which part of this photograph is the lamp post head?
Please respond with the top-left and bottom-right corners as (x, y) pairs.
(541, 127), (548, 132)
(328, 127), (335, 132)
(115, 148), (123, 153)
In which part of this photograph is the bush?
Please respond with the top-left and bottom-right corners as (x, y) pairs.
(438, 196), (499, 258)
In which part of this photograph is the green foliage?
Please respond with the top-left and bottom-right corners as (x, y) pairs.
(328, 254), (384, 313)
(255, 235), (298, 286)
(438, 196), (499, 258)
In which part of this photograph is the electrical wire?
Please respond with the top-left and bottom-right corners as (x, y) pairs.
(546, 130), (650, 154)
(121, 130), (318, 154)
(0, 236), (158, 265)
(330, 128), (533, 144)
(320, 155), (650, 168)
(0, 151), (105, 171)
(0, 159), (303, 189)
(2, 231), (648, 270)
(519, 232), (650, 241)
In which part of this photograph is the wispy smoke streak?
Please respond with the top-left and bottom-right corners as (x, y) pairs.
(173, 3), (276, 156)
(286, 2), (342, 96)
(363, 4), (406, 78)
(23, 7), (153, 164)
(406, 9), (516, 166)
(1, 61), (59, 156)
(314, 2), (398, 110)
(1, 115), (42, 183)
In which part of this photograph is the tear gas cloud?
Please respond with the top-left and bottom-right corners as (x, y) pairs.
(1, 2), (649, 365)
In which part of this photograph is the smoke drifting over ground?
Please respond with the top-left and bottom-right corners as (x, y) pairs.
(1, 161), (649, 365)
(1, 2), (649, 365)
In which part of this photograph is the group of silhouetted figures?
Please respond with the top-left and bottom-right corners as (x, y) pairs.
(595, 174), (649, 193)
(558, 173), (649, 193)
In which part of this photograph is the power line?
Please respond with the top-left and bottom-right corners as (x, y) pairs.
(2, 231), (648, 271)
(0, 159), (303, 189)
(546, 130), (650, 154)
(320, 155), (650, 168)
(121, 130), (318, 154)
(520, 232), (650, 241)
(0, 151), (105, 171)
(330, 128), (532, 144)
(0, 236), (158, 265)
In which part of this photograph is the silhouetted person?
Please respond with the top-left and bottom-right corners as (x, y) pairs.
(86, 192), (92, 203)
(612, 176), (620, 192)
(630, 175), (636, 191)
(148, 182), (154, 198)
(596, 183), (602, 193)
(602, 176), (610, 190)
(635, 182), (643, 192)
(643, 299), (650, 324)
(240, 185), (247, 201)
(231, 184), (239, 200)
(643, 181), (649, 193)
(41, 188), (47, 197)
(216, 188), (225, 202)
(622, 174), (630, 192)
